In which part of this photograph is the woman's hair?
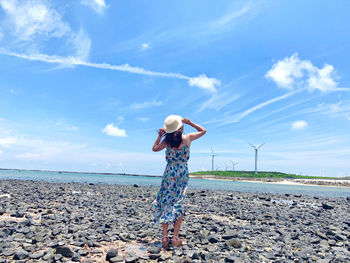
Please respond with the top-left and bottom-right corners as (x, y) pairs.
(164, 129), (183, 148)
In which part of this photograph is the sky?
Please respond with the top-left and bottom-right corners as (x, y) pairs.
(0, 0), (350, 177)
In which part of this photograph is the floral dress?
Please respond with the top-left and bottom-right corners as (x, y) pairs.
(153, 139), (190, 224)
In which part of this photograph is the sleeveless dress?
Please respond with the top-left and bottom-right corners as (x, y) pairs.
(153, 138), (190, 224)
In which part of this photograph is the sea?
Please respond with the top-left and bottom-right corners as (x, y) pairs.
(0, 169), (349, 198)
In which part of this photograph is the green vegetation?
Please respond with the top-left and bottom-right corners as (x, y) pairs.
(191, 171), (349, 180)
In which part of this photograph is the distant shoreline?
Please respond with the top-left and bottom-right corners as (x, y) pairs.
(1, 168), (350, 188)
(189, 174), (350, 188)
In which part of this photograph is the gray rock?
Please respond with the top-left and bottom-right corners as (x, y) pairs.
(72, 253), (81, 262)
(322, 203), (334, 210)
(208, 234), (221, 243)
(226, 239), (242, 248)
(13, 249), (29, 260)
(56, 246), (73, 257)
(29, 251), (44, 259)
(106, 248), (118, 261)
(147, 246), (161, 254)
(110, 256), (124, 263)
(125, 252), (138, 263)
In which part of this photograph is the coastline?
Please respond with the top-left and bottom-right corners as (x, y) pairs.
(189, 174), (350, 188)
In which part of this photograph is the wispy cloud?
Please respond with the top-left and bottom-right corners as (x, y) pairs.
(306, 101), (350, 120)
(211, 3), (251, 29)
(129, 100), (163, 110)
(291, 120), (308, 130)
(0, 50), (221, 92)
(141, 43), (150, 51)
(0, 0), (70, 41)
(14, 152), (41, 160)
(102, 123), (127, 137)
(81, 0), (107, 14)
(139, 117), (149, 122)
(196, 91), (240, 113)
(0, 136), (17, 147)
(214, 89), (300, 125)
(0, 0), (91, 60)
(266, 53), (349, 93)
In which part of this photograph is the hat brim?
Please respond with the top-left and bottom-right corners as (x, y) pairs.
(164, 115), (183, 133)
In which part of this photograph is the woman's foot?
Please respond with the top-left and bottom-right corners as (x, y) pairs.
(162, 236), (169, 248)
(172, 235), (182, 247)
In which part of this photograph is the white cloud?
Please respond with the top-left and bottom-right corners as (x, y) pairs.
(292, 120), (308, 130)
(70, 28), (91, 61)
(0, 0), (91, 60)
(188, 74), (221, 93)
(141, 43), (150, 50)
(81, 0), (107, 14)
(139, 117), (149, 122)
(102, 123), (127, 137)
(55, 121), (78, 131)
(266, 53), (347, 93)
(0, 149), (2, 155)
(0, 0), (70, 41)
(14, 152), (40, 160)
(130, 100), (163, 110)
(205, 89), (299, 125)
(0, 50), (221, 92)
(212, 4), (251, 28)
(0, 136), (17, 146)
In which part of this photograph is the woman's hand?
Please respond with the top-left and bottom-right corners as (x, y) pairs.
(158, 128), (166, 136)
(182, 118), (192, 125)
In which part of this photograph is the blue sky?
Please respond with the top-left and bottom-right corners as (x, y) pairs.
(1, 0), (350, 177)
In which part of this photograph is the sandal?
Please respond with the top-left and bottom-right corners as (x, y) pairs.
(172, 236), (182, 247)
(162, 236), (169, 248)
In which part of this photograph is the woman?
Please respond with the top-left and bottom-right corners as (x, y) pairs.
(152, 115), (206, 248)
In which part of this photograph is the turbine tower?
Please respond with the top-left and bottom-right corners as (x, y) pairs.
(249, 143), (265, 175)
(224, 163), (229, 171)
(230, 160), (238, 171)
(211, 148), (216, 173)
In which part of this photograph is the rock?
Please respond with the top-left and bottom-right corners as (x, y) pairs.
(208, 235), (221, 243)
(335, 234), (347, 241)
(147, 246), (161, 254)
(226, 239), (242, 248)
(56, 246), (73, 257)
(322, 203), (334, 210)
(2, 248), (14, 256)
(29, 251), (44, 259)
(225, 255), (242, 263)
(110, 256), (124, 263)
(106, 248), (118, 261)
(125, 252), (138, 263)
(72, 253), (81, 262)
(13, 249), (29, 260)
(149, 253), (161, 259)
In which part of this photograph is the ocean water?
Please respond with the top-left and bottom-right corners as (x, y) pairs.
(0, 169), (349, 198)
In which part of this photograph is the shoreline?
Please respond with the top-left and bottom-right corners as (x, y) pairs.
(189, 174), (350, 188)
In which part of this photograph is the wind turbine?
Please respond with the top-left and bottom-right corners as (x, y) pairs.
(224, 163), (229, 171)
(249, 143), (265, 175)
(230, 160), (238, 171)
(211, 148), (216, 173)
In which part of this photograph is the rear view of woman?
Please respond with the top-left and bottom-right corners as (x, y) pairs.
(152, 115), (206, 248)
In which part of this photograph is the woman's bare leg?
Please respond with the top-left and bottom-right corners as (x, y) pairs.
(162, 223), (169, 238)
(173, 214), (183, 245)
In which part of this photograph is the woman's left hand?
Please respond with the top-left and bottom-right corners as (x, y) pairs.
(182, 118), (191, 125)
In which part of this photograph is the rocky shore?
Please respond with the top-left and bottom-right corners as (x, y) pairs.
(0, 179), (349, 263)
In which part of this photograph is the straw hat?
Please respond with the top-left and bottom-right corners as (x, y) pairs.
(164, 115), (183, 133)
